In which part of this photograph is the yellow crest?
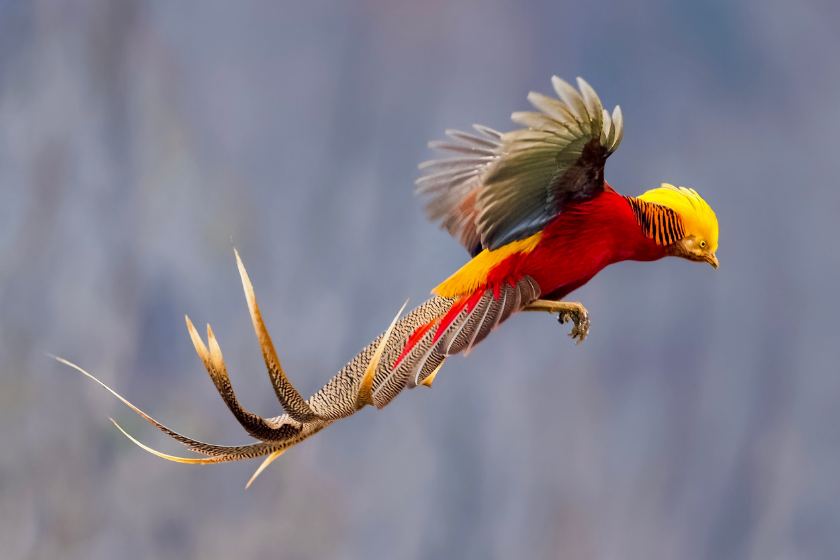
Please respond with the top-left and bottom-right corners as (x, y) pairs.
(639, 184), (718, 252)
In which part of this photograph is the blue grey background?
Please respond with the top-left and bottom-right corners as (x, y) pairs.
(2, 0), (839, 558)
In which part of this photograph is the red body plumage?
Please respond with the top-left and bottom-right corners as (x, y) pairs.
(523, 189), (669, 299)
(480, 188), (669, 302)
(397, 188), (669, 363)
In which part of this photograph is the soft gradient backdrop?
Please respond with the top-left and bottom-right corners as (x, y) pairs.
(2, 0), (839, 558)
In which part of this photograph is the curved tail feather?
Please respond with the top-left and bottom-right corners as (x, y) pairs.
(58, 252), (541, 485)
(51, 355), (307, 460)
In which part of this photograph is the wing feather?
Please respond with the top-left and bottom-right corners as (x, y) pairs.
(577, 77), (603, 133)
(552, 76), (590, 127)
(471, 124), (504, 140)
(526, 92), (578, 125)
(417, 76), (623, 253)
(610, 106), (624, 151)
(426, 141), (496, 156)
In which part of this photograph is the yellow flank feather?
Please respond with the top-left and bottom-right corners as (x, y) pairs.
(639, 184), (719, 252)
(433, 231), (543, 298)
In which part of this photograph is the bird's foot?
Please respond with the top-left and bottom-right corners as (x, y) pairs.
(559, 303), (590, 344)
(523, 300), (591, 344)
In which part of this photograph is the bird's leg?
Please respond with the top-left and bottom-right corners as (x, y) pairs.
(522, 299), (590, 344)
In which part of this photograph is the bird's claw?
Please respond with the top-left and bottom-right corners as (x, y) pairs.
(557, 305), (590, 344)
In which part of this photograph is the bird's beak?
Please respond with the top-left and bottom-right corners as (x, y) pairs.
(704, 253), (719, 269)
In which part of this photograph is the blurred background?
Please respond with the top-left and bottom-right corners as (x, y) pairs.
(2, 0), (839, 558)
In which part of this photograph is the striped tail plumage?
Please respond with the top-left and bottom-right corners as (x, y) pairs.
(56, 251), (540, 486)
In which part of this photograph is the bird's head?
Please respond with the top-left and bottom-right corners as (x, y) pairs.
(639, 184), (719, 268)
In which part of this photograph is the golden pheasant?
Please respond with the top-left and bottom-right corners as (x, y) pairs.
(59, 76), (719, 487)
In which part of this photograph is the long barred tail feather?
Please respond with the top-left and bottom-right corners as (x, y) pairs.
(51, 355), (305, 462)
(234, 250), (322, 424)
(307, 296), (456, 418)
(183, 317), (306, 442)
(57, 251), (541, 486)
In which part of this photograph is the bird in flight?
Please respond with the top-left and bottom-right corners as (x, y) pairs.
(58, 76), (719, 487)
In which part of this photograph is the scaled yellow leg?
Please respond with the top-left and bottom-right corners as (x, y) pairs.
(522, 300), (590, 344)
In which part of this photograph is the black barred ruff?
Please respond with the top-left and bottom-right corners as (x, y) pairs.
(625, 196), (686, 245)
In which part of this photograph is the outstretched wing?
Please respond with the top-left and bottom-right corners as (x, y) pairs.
(417, 77), (623, 254)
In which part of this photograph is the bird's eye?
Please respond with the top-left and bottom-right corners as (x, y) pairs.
(700, 241), (707, 248)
